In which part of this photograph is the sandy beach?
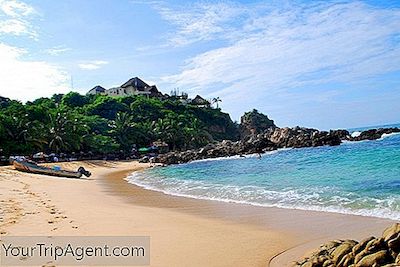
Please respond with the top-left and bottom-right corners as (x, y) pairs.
(0, 160), (395, 266)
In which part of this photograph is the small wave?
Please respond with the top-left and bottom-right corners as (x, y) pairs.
(341, 139), (368, 145)
(189, 150), (279, 163)
(351, 131), (361, 138)
(378, 132), (400, 140)
(126, 171), (400, 221)
(189, 155), (250, 163)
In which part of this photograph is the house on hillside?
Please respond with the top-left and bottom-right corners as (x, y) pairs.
(191, 95), (210, 107)
(86, 77), (163, 98)
(87, 85), (106, 95)
(121, 77), (149, 93)
(120, 77), (164, 97)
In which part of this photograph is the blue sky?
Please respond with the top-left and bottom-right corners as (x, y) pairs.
(0, 0), (399, 129)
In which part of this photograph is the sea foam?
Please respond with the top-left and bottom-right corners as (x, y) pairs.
(126, 171), (400, 221)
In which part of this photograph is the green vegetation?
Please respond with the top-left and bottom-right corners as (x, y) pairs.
(0, 93), (238, 157)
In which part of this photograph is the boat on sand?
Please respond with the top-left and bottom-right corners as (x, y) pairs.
(13, 160), (91, 178)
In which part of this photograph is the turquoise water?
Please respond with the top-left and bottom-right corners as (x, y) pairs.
(127, 124), (400, 220)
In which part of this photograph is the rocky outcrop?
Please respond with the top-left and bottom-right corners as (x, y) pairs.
(155, 119), (399, 165)
(264, 127), (344, 148)
(292, 223), (400, 267)
(239, 109), (276, 138)
(349, 128), (400, 141)
(156, 127), (347, 165)
(156, 138), (277, 165)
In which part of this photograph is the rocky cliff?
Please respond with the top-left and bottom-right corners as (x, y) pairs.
(239, 109), (276, 138)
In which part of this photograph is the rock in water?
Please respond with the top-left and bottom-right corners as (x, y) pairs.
(350, 128), (400, 141)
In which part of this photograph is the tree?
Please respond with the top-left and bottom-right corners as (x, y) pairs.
(154, 115), (184, 150)
(0, 114), (33, 154)
(46, 111), (88, 153)
(109, 112), (135, 151)
(87, 96), (129, 120)
(61, 92), (89, 107)
(183, 118), (213, 149)
(212, 97), (222, 109)
(129, 96), (163, 122)
(83, 134), (119, 154)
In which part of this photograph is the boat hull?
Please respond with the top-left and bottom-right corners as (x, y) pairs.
(13, 160), (82, 178)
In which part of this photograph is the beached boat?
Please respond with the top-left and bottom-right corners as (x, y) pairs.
(13, 160), (91, 178)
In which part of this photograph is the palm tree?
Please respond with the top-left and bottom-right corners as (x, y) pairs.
(212, 97), (222, 109)
(138, 121), (156, 144)
(154, 117), (183, 150)
(184, 118), (212, 148)
(47, 112), (88, 153)
(109, 112), (134, 150)
(47, 112), (72, 153)
(4, 115), (31, 144)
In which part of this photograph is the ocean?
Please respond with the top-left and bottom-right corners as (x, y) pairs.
(127, 123), (400, 220)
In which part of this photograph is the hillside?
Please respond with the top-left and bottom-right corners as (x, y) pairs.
(0, 92), (239, 157)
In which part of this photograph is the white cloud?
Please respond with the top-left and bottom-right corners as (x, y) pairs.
(78, 60), (109, 70)
(46, 45), (71, 56)
(0, 43), (70, 102)
(0, 18), (33, 36)
(154, 1), (246, 47)
(0, 0), (34, 17)
(0, 1), (70, 102)
(161, 1), (400, 104)
(0, 0), (37, 37)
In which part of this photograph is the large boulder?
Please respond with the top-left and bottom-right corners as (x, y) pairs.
(355, 250), (388, 267)
(352, 237), (375, 255)
(331, 242), (355, 263)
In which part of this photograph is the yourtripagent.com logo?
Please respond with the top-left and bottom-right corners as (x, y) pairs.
(0, 236), (150, 266)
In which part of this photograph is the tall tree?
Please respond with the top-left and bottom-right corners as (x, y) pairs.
(212, 97), (222, 109)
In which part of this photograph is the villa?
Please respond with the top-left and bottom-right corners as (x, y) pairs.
(86, 76), (211, 107)
(87, 77), (163, 98)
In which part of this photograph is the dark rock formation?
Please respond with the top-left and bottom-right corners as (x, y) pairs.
(156, 127), (348, 165)
(349, 128), (400, 141)
(156, 138), (277, 165)
(239, 109), (276, 138)
(292, 223), (400, 267)
(264, 127), (345, 148)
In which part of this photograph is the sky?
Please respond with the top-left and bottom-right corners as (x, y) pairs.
(0, 0), (399, 129)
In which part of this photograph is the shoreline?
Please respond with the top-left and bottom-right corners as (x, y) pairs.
(104, 165), (396, 266)
(126, 167), (398, 221)
(0, 160), (396, 266)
